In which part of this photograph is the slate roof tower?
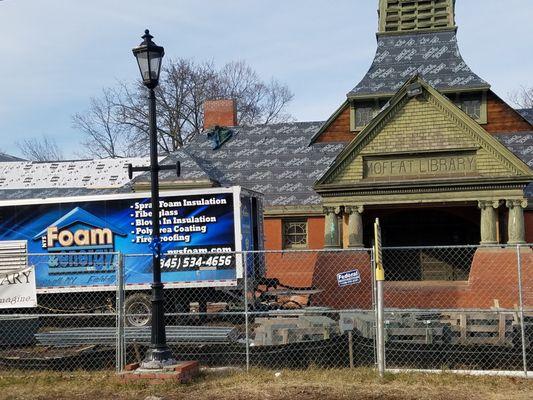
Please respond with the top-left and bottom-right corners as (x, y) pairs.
(349, 0), (488, 98)
(313, 0), (532, 144)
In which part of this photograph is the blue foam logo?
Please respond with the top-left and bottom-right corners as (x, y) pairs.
(32, 207), (127, 274)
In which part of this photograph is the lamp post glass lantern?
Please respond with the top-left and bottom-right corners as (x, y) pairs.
(132, 29), (176, 368)
(133, 30), (165, 89)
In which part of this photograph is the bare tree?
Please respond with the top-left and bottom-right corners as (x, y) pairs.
(73, 59), (294, 157)
(16, 135), (64, 161)
(72, 88), (129, 158)
(216, 61), (294, 125)
(509, 86), (533, 109)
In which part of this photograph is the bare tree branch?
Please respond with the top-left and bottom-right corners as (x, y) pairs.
(72, 88), (129, 158)
(73, 58), (294, 157)
(16, 135), (64, 161)
(509, 86), (533, 109)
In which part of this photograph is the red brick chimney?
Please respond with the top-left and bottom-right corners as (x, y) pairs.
(203, 99), (237, 130)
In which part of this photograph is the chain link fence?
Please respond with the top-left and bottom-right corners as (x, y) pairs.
(0, 252), (122, 371)
(1, 245), (532, 376)
(117, 249), (375, 370)
(380, 244), (532, 375)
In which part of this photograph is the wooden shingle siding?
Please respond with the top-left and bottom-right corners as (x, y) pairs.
(315, 105), (353, 143)
(484, 91), (532, 133)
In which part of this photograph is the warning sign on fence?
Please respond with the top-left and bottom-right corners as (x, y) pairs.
(336, 269), (361, 287)
(0, 266), (37, 309)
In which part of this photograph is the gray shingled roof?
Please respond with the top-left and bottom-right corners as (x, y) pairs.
(0, 153), (24, 162)
(2, 125), (533, 204)
(348, 30), (489, 98)
(156, 122), (345, 207)
(132, 149), (214, 185)
(494, 132), (533, 169)
(517, 109), (533, 125)
(493, 132), (533, 197)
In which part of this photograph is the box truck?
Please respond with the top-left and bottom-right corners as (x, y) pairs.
(0, 186), (263, 325)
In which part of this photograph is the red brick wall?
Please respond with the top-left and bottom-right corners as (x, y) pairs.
(484, 91), (532, 133)
(382, 248), (533, 309)
(315, 105), (354, 143)
(311, 251), (373, 309)
(314, 90), (532, 142)
(526, 211), (533, 244)
(203, 99), (237, 130)
(307, 216), (325, 249)
(264, 218), (282, 250)
(263, 216), (325, 288)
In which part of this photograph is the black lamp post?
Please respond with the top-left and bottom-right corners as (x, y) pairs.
(132, 29), (176, 368)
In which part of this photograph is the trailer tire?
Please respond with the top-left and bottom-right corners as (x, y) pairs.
(124, 293), (152, 327)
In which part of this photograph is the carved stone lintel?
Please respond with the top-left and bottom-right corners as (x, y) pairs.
(506, 199), (527, 244)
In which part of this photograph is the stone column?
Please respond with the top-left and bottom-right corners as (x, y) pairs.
(323, 206), (341, 248)
(478, 200), (499, 245)
(506, 199), (527, 244)
(345, 205), (364, 248)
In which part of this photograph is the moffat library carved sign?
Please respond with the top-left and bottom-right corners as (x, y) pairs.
(364, 152), (477, 178)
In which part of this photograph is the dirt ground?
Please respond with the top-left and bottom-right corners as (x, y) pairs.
(1, 368), (533, 400)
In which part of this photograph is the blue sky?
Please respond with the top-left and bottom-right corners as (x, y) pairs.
(0, 0), (532, 158)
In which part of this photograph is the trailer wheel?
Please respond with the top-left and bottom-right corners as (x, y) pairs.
(124, 293), (152, 327)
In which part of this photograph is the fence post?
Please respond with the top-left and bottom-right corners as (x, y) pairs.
(516, 244), (528, 377)
(376, 277), (385, 377)
(243, 251), (250, 372)
(374, 219), (385, 378)
(370, 246), (378, 368)
(115, 252), (125, 373)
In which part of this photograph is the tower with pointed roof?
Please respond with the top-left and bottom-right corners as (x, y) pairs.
(313, 0), (533, 260)
(313, 0), (531, 144)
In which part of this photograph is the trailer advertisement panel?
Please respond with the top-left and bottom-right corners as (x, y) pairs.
(0, 266), (37, 308)
(0, 189), (240, 291)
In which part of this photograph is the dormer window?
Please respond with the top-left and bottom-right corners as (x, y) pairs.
(461, 99), (481, 120)
(350, 99), (389, 131)
(356, 107), (375, 128)
(447, 92), (487, 124)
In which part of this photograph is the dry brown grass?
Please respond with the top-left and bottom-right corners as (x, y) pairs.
(1, 368), (532, 400)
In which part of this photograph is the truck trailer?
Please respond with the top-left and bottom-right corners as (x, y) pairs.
(0, 186), (264, 325)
